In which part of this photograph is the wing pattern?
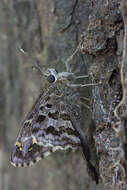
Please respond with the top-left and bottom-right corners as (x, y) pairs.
(11, 87), (81, 167)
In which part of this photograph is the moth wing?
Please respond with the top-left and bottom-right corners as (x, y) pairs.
(11, 90), (81, 167)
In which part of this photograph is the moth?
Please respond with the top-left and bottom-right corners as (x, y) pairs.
(11, 61), (99, 184)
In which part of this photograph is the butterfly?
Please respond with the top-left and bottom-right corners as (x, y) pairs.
(10, 66), (99, 184)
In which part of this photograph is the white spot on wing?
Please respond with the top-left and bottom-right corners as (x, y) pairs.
(11, 162), (16, 167)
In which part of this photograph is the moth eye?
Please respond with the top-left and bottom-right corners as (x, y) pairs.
(46, 104), (52, 108)
(47, 75), (55, 83)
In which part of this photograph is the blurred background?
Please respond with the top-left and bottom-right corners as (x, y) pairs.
(0, 0), (102, 190)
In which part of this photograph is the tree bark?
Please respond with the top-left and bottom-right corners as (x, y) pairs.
(0, 0), (126, 189)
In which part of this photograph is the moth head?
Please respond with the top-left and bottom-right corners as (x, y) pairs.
(44, 68), (74, 83)
(46, 68), (58, 83)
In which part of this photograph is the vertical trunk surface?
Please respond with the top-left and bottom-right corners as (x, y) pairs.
(0, 0), (126, 190)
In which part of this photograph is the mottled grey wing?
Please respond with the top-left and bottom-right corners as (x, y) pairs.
(11, 89), (81, 167)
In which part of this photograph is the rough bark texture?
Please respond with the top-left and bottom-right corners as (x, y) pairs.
(1, 0), (127, 189)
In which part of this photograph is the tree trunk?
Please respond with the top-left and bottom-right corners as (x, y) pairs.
(0, 0), (126, 189)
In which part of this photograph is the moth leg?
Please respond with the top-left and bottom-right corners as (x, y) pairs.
(74, 75), (89, 79)
(80, 97), (90, 102)
(79, 101), (90, 110)
(67, 82), (101, 88)
(79, 96), (91, 109)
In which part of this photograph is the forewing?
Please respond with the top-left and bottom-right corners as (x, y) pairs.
(11, 90), (81, 167)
